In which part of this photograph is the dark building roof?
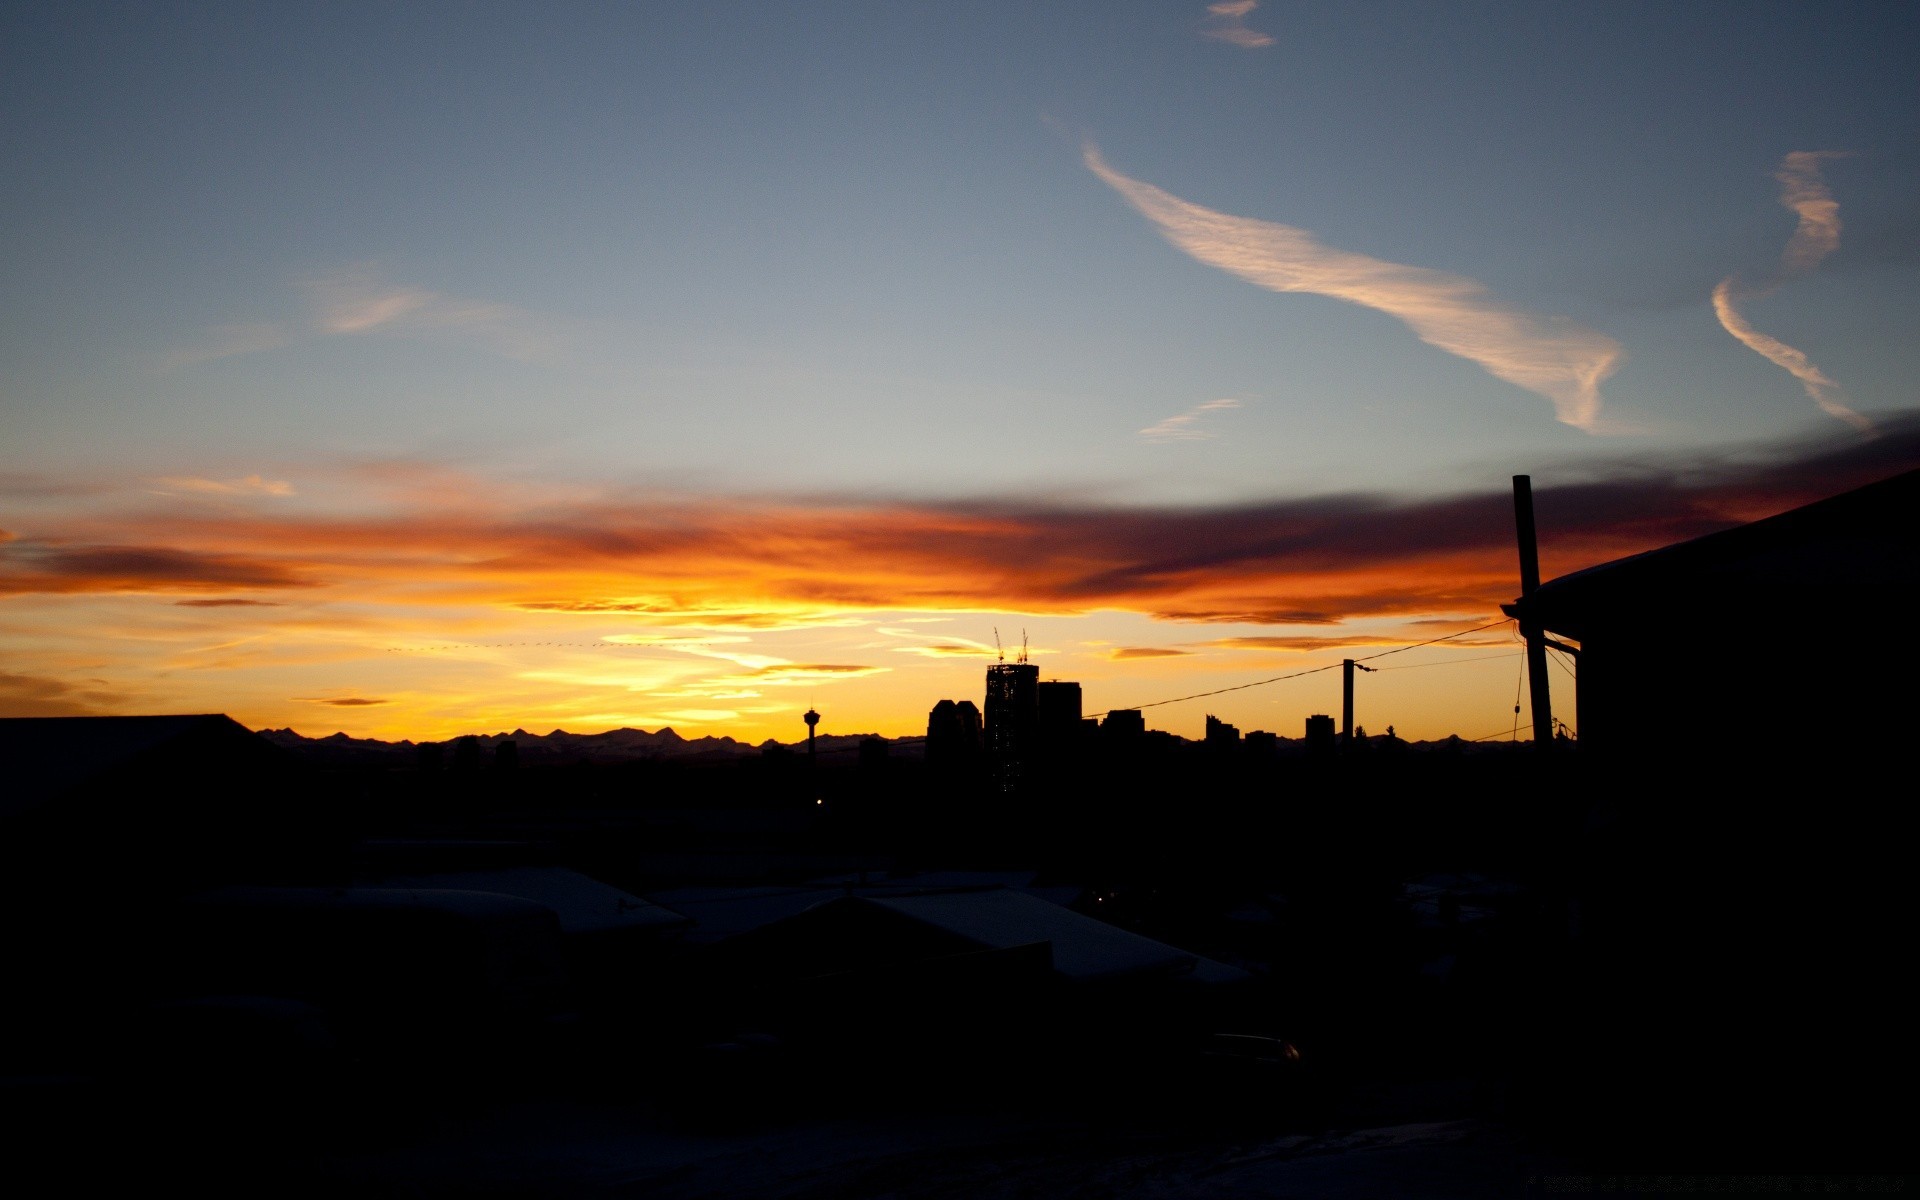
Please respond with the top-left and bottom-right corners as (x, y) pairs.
(729, 888), (1249, 986)
(373, 867), (690, 936)
(1506, 467), (1920, 643)
(0, 713), (286, 820)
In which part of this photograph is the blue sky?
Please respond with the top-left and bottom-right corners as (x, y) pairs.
(3, 2), (1917, 739)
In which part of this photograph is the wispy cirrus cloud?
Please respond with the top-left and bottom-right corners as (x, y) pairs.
(1083, 144), (1622, 430)
(304, 265), (572, 363)
(161, 265), (573, 370)
(1202, 1), (1274, 48)
(714, 663), (890, 687)
(1140, 398), (1240, 441)
(1776, 151), (1846, 275)
(1712, 152), (1871, 434)
(152, 474), (295, 497)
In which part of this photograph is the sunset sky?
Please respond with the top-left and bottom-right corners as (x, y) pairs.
(4, 2), (1917, 743)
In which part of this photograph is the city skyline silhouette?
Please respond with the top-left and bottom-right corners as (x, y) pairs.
(3, 3), (1917, 1194)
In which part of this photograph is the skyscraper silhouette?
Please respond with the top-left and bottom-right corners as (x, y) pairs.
(984, 661), (1038, 793)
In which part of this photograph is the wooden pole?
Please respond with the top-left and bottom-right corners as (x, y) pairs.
(1512, 475), (1554, 748)
(1342, 658), (1355, 748)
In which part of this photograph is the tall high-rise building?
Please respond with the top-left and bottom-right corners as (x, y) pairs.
(1036, 680), (1082, 743)
(925, 698), (983, 767)
(984, 660), (1038, 792)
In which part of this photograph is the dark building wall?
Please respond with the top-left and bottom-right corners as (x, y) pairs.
(1036, 681), (1082, 734)
(1513, 467), (1920, 767)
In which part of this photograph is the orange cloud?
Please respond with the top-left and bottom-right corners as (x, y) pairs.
(4, 419), (1914, 631)
(0, 541), (315, 595)
(1206, 632), (1508, 653)
(1109, 646), (1192, 660)
(153, 474), (295, 497)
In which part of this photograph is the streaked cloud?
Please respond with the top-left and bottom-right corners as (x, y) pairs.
(305, 265), (570, 363)
(5, 417), (1910, 628)
(1207, 632), (1507, 653)
(1711, 283), (1868, 433)
(172, 598), (284, 607)
(1776, 151), (1848, 275)
(301, 696), (389, 707)
(163, 267), (572, 371)
(719, 664), (890, 687)
(518, 600), (870, 630)
(893, 642), (1001, 658)
(1712, 152), (1871, 434)
(0, 540), (314, 595)
(1140, 398), (1240, 441)
(0, 670), (129, 718)
(1083, 144), (1622, 430)
(1109, 646), (1192, 660)
(1202, 1), (1274, 48)
(153, 474), (295, 497)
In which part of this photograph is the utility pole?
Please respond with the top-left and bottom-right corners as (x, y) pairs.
(1512, 475), (1554, 749)
(1341, 658), (1374, 749)
(1342, 659), (1354, 746)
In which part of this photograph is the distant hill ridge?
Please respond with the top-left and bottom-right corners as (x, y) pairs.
(256, 724), (897, 767)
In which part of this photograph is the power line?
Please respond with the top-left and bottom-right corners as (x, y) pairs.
(1476, 722), (1531, 742)
(1350, 618), (1514, 662)
(1547, 642), (1578, 681)
(1096, 661), (1341, 720)
(1510, 654), (1526, 741)
(385, 618), (1528, 741)
(1095, 616), (1513, 718)
(1373, 650), (1522, 671)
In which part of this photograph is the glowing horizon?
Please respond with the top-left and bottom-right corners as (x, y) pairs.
(6, 418), (1913, 743)
(4, 6), (1917, 744)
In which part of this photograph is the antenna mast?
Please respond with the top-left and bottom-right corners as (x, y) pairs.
(1020, 629), (1028, 664)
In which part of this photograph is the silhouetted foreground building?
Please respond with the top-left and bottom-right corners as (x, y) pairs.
(0, 714), (321, 890)
(1506, 466), (1919, 762)
(1501, 468), (1918, 1168)
(0, 713), (287, 823)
